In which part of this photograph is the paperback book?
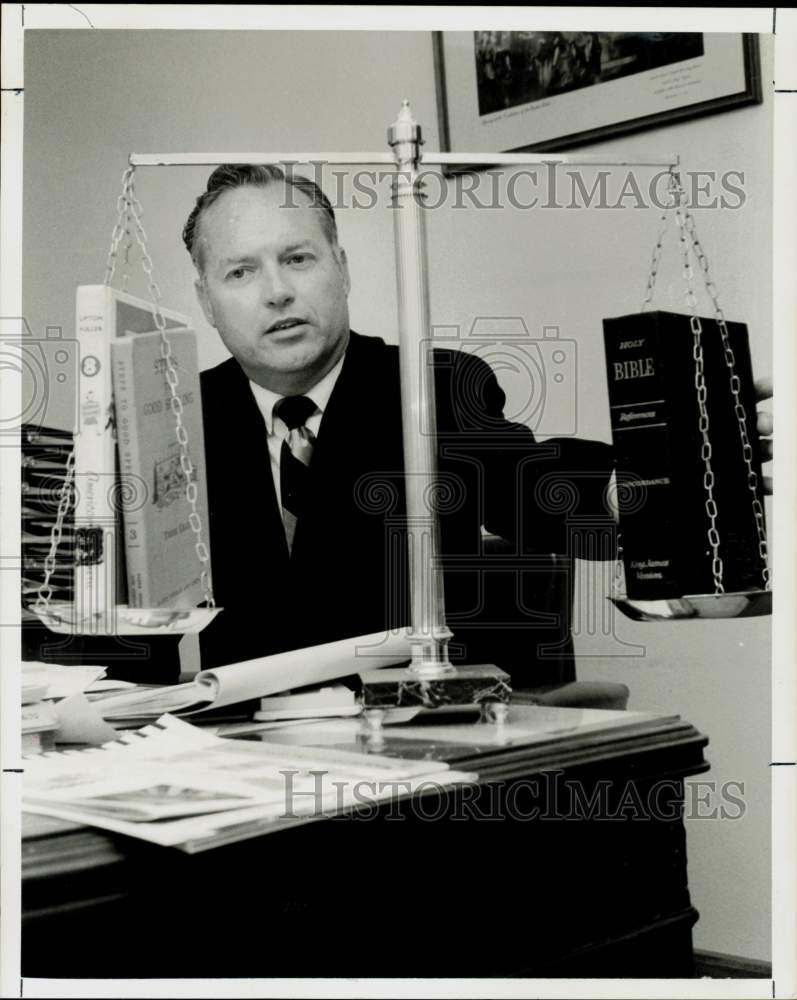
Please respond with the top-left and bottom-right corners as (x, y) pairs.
(111, 328), (209, 608)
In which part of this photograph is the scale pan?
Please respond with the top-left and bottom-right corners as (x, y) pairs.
(28, 603), (222, 635)
(609, 589), (771, 622)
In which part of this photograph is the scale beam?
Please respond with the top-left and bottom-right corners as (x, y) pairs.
(129, 152), (398, 167)
(427, 152), (679, 168)
(130, 151), (679, 169)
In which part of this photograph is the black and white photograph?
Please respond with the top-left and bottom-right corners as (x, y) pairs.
(473, 30), (706, 115)
(0, 5), (794, 999)
(436, 30), (762, 154)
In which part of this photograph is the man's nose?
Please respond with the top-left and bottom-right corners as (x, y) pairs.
(262, 267), (295, 309)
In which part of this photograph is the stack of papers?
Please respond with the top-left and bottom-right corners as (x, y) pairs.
(23, 715), (475, 852)
(22, 662), (136, 701)
(22, 662), (108, 699)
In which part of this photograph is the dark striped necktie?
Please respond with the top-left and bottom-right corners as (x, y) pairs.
(274, 394), (318, 552)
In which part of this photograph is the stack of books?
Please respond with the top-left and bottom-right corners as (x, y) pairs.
(21, 424), (76, 616)
(73, 285), (194, 613)
(22, 284), (207, 622)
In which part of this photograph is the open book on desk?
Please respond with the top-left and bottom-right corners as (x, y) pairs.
(90, 629), (412, 722)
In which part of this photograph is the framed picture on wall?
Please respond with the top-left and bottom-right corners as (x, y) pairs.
(433, 32), (761, 167)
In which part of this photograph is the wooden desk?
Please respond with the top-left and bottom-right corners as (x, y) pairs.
(22, 705), (708, 978)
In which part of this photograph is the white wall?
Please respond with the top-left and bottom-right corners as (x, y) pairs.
(23, 29), (773, 961)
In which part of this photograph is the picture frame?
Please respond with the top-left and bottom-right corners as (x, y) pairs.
(433, 31), (761, 169)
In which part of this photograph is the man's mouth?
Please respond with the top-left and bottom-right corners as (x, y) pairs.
(266, 318), (307, 335)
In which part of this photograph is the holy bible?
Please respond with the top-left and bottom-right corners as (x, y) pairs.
(603, 310), (768, 599)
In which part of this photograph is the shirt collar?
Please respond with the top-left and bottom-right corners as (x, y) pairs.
(248, 351), (346, 435)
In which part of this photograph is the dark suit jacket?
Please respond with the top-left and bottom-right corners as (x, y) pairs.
(198, 332), (615, 684)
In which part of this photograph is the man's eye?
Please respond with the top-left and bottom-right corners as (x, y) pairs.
(227, 267), (249, 280)
(286, 253), (312, 266)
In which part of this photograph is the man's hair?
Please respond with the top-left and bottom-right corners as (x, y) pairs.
(182, 164), (338, 272)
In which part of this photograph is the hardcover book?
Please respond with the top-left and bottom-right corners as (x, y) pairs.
(74, 286), (189, 615)
(110, 328), (210, 608)
(603, 310), (767, 599)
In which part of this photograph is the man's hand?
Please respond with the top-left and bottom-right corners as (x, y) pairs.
(755, 376), (773, 494)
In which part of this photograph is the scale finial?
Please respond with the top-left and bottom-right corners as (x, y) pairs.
(388, 100), (422, 159)
(396, 99), (414, 124)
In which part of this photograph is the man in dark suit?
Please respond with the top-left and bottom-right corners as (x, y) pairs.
(185, 164), (616, 682)
(22, 165), (774, 686)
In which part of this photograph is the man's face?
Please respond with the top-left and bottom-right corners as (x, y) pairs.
(195, 184), (351, 392)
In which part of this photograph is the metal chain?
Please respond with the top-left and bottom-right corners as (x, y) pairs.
(612, 528), (626, 598)
(124, 171), (215, 607)
(641, 171), (679, 311)
(639, 166), (769, 593)
(36, 167), (138, 616)
(606, 468), (626, 597)
(682, 207), (770, 589)
(34, 448), (76, 613)
(104, 165), (136, 287)
(121, 213), (134, 294)
(671, 170), (725, 593)
(35, 165), (215, 614)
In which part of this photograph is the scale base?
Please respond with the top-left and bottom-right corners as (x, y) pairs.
(358, 663), (512, 728)
(27, 603), (222, 635)
(610, 589), (771, 622)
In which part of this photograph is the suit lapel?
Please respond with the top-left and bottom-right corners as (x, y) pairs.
(206, 359), (290, 579)
(292, 332), (403, 557)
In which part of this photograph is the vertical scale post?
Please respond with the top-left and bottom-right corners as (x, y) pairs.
(357, 103), (511, 725)
(388, 101), (454, 677)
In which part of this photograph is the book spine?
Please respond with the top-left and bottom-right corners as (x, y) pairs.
(604, 314), (682, 598)
(74, 285), (121, 618)
(111, 340), (148, 608)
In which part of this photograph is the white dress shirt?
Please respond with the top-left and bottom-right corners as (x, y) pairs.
(248, 354), (345, 511)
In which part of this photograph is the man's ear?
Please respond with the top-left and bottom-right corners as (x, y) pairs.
(195, 276), (215, 327)
(337, 246), (351, 297)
